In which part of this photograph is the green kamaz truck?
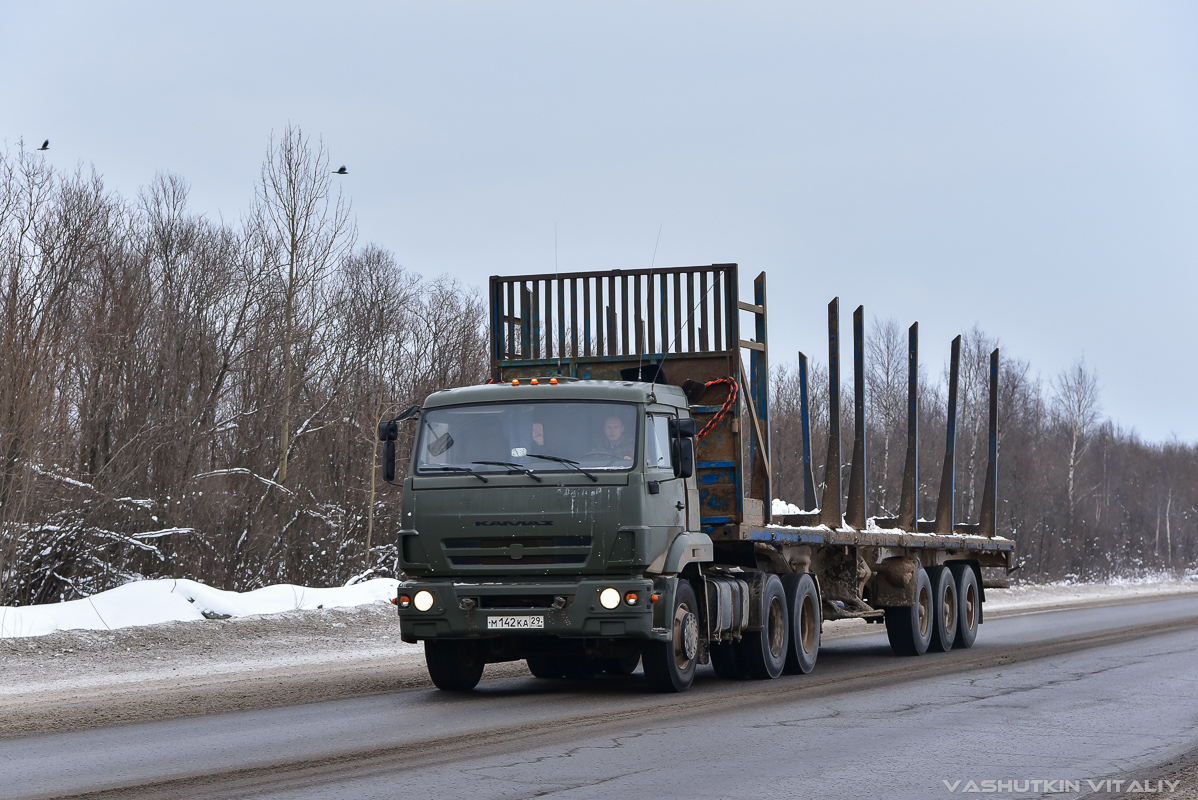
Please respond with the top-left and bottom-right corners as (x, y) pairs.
(378, 264), (1015, 692)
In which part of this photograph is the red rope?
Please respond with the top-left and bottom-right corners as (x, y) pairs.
(695, 378), (739, 441)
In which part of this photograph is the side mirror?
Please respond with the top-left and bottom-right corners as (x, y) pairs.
(674, 436), (695, 479)
(383, 440), (397, 482)
(378, 407), (420, 484)
(669, 418), (697, 438)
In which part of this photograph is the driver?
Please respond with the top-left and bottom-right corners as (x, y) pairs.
(601, 415), (634, 461)
(531, 421), (545, 447)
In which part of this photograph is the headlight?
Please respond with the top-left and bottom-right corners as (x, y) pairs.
(599, 587), (621, 609)
(414, 590), (435, 612)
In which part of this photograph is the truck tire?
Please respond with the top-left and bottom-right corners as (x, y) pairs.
(425, 639), (486, 691)
(709, 641), (747, 679)
(526, 656), (564, 679)
(927, 565), (957, 653)
(603, 652), (641, 675)
(642, 580), (699, 692)
(884, 567), (933, 657)
(782, 573), (820, 674)
(949, 563), (980, 649)
(560, 656), (600, 680)
(738, 573), (788, 679)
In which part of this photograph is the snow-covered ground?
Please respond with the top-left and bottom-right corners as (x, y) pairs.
(0, 577), (399, 638)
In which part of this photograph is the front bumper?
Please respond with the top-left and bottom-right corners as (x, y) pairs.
(397, 577), (673, 643)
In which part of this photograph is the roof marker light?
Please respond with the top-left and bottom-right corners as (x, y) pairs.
(531, 378), (539, 385)
(511, 379), (519, 386)
(550, 378), (558, 385)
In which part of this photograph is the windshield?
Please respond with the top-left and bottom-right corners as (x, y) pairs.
(415, 401), (639, 474)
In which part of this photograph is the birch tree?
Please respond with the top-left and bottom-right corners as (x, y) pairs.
(251, 125), (355, 485)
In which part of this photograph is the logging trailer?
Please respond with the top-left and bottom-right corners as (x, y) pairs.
(378, 263), (1016, 691)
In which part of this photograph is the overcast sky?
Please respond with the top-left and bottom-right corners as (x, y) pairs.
(4, 2), (1196, 442)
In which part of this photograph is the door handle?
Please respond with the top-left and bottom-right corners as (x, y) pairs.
(675, 501), (685, 511)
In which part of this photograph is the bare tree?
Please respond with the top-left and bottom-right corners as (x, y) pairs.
(866, 317), (905, 515)
(251, 125), (356, 485)
(1051, 358), (1101, 576)
(1053, 358), (1101, 527)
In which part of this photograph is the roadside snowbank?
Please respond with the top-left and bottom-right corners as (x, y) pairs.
(0, 578), (399, 638)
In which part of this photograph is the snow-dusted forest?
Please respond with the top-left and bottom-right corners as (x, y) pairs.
(1, 127), (1194, 606)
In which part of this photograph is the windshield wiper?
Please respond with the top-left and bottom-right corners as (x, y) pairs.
(471, 461), (544, 483)
(526, 453), (598, 482)
(420, 466), (489, 483)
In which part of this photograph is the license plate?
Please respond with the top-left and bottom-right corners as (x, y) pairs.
(487, 615), (544, 630)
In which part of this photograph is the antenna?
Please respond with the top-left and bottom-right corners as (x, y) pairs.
(555, 222), (562, 375)
(649, 264), (717, 398)
(639, 224), (663, 382)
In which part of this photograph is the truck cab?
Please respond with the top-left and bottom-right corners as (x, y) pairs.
(392, 379), (711, 688)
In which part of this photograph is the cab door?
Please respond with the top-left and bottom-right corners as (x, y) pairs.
(645, 412), (686, 532)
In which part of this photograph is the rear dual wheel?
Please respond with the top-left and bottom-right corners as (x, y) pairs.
(928, 565), (958, 653)
(885, 567), (933, 656)
(782, 573), (820, 674)
(886, 564), (982, 656)
(949, 563), (980, 649)
(740, 574), (789, 679)
(603, 651), (642, 675)
(526, 655), (564, 679)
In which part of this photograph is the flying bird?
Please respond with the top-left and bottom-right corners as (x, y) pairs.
(37, 140), (49, 151)
(333, 165), (347, 175)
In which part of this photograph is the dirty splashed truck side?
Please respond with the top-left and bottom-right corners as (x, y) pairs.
(378, 264), (1015, 691)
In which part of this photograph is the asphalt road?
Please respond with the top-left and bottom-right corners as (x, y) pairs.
(6, 596), (1198, 800)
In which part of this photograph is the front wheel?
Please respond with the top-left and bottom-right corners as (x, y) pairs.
(425, 640), (486, 691)
(642, 580), (699, 692)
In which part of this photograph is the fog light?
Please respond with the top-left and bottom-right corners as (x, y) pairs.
(599, 587), (620, 609)
(624, 592), (638, 605)
(398, 594), (411, 609)
(414, 590), (434, 612)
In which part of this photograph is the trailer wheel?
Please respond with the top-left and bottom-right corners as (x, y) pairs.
(425, 640), (486, 691)
(526, 656), (564, 679)
(642, 581), (699, 692)
(949, 563), (980, 649)
(927, 566), (957, 653)
(739, 573), (789, 679)
(884, 567), (933, 657)
(709, 641), (746, 679)
(782, 573), (820, 674)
